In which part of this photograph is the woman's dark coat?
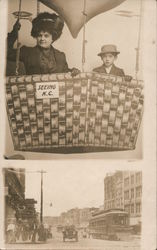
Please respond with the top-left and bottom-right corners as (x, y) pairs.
(7, 30), (69, 75)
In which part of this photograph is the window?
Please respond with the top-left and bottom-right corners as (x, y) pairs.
(136, 186), (142, 198)
(112, 201), (115, 208)
(131, 204), (134, 214)
(131, 175), (134, 185)
(131, 188), (134, 198)
(124, 177), (129, 186)
(136, 172), (141, 184)
(124, 205), (130, 214)
(113, 215), (127, 225)
(124, 190), (129, 200)
(121, 198), (123, 206)
(136, 203), (141, 214)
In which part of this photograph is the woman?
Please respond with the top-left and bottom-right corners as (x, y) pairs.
(7, 12), (79, 76)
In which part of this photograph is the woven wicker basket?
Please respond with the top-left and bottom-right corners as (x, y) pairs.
(6, 72), (144, 153)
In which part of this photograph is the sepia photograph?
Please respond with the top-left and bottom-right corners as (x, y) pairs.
(0, 1), (156, 250)
(3, 167), (142, 250)
(3, 0), (144, 160)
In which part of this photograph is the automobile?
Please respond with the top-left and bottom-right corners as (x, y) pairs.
(62, 225), (78, 242)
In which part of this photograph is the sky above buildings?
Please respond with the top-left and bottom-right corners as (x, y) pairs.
(25, 165), (113, 217)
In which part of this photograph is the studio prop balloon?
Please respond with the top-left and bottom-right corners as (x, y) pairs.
(39, 0), (126, 38)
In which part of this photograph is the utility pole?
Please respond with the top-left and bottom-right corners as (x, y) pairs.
(37, 170), (46, 224)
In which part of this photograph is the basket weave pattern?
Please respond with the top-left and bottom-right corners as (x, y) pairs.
(6, 72), (144, 153)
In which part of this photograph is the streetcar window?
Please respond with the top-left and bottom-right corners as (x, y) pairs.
(112, 215), (127, 225)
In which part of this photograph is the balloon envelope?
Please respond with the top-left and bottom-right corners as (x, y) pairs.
(39, 0), (126, 38)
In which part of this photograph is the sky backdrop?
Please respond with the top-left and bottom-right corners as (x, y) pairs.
(7, 0), (142, 77)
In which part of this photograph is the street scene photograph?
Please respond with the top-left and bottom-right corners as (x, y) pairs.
(3, 166), (142, 250)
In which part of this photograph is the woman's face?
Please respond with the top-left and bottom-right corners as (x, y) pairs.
(36, 31), (53, 49)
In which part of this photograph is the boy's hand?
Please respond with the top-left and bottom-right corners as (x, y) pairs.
(124, 75), (132, 82)
(70, 67), (81, 77)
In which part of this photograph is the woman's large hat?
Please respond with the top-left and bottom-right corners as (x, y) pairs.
(31, 12), (64, 41)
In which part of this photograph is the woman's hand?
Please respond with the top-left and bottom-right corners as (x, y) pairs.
(7, 20), (21, 48)
(70, 67), (81, 77)
(13, 20), (21, 33)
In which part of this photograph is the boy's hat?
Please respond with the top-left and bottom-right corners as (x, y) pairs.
(98, 44), (120, 56)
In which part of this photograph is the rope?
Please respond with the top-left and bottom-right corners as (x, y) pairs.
(135, 0), (143, 80)
(37, 0), (40, 15)
(15, 0), (22, 75)
(82, 0), (87, 72)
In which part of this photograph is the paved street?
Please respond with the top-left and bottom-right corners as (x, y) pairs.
(4, 236), (141, 250)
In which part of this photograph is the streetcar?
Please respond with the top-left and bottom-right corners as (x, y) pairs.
(89, 209), (132, 241)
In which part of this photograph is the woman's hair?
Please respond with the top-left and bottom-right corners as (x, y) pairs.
(31, 12), (64, 41)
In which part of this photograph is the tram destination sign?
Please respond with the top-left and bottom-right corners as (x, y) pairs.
(36, 82), (59, 99)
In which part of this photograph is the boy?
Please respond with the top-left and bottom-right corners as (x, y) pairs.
(93, 44), (125, 76)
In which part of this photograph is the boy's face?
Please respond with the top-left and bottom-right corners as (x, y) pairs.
(101, 53), (117, 68)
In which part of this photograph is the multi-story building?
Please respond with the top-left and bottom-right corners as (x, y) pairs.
(60, 209), (79, 226)
(60, 212), (67, 225)
(4, 168), (25, 225)
(66, 208), (80, 226)
(59, 207), (98, 229)
(44, 216), (60, 227)
(104, 171), (142, 226)
(104, 171), (123, 210)
(123, 171), (142, 225)
(4, 168), (38, 235)
(79, 207), (98, 228)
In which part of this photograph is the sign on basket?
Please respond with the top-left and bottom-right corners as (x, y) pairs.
(36, 82), (59, 99)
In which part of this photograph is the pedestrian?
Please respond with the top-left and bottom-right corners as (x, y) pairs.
(7, 12), (80, 76)
(15, 219), (22, 241)
(31, 222), (38, 243)
(6, 222), (16, 243)
(93, 44), (125, 76)
(38, 223), (46, 242)
(21, 221), (29, 241)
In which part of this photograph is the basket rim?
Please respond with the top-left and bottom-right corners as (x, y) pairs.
(6, 72), (144, 87)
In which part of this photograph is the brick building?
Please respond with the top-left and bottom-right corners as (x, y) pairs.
(104, 171), (123, 210)
(61, 208), (80, 226)
(44, 216), (60, 227)
(79, 207), (98, 228)
(123, 171), (142, 225)
(59, 207), (98, 229)
(4, 168), (38, 235)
